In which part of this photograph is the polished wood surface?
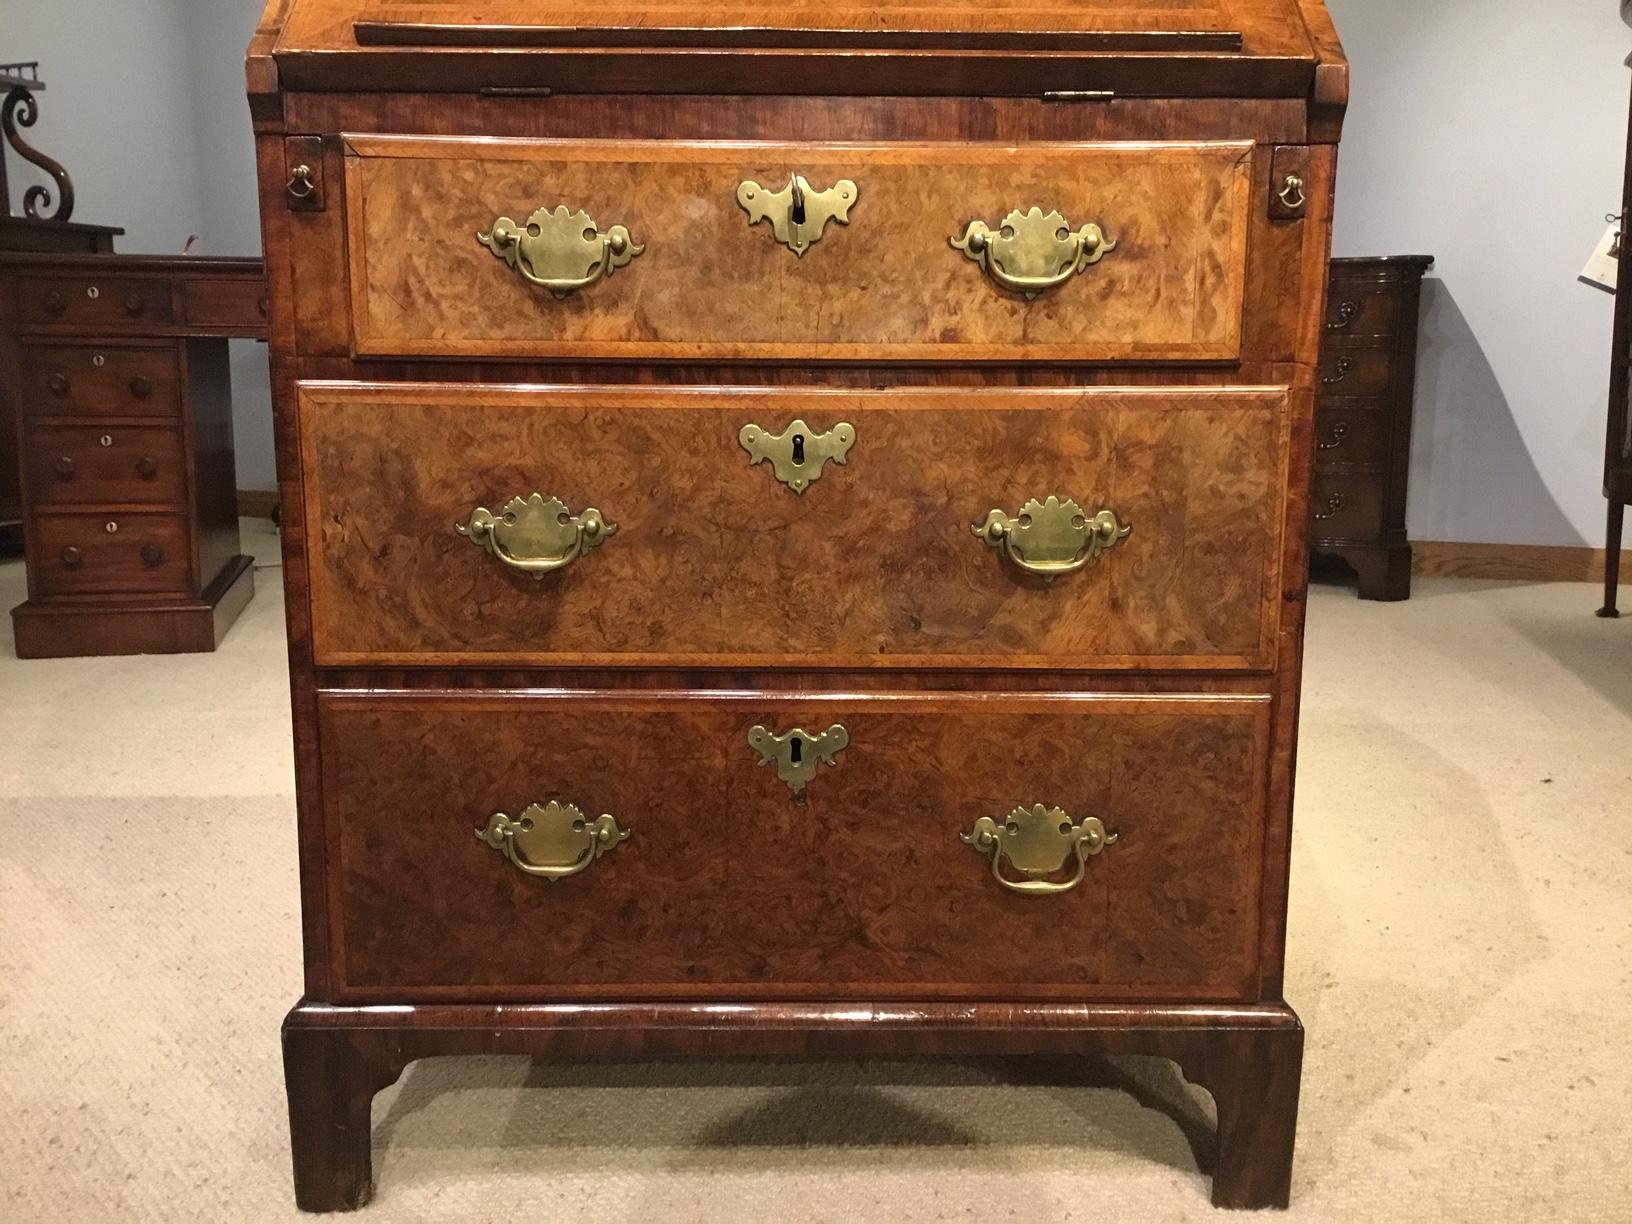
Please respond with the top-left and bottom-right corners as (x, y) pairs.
(1308, 255), (1431, 601)
(3, 254), (264, 657)
(300, 383), (1289, 669)
(319, 689), (1269, 1000)
(1599, 73), (1632, 616)
(344, 137), (1253, 362)
(253, 0), (1345, 1206)
(284, 999), (1303, 1210)
(20, 343), (182, 418)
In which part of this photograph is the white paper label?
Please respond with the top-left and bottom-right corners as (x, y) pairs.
(1580, 222), (1621, 294)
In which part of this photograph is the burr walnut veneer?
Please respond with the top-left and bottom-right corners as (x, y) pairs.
(251, 0), (1345, 1209)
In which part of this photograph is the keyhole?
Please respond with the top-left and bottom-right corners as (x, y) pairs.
(789, 736), (803, 764)
(791, 434), (806, 466)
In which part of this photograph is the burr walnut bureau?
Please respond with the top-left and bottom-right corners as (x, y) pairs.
(249, 0), (1346, 1210)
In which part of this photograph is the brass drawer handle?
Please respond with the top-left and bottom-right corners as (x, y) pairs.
(748, 723), (848, 795)
(1312, 492), (1346, 521)
(951, 207), (1115, 299)
(961, 803), (1117, 896)
(739, 418), (856, 494)
(736, 174), (858, 256)
(973, 497), (1130, 581)
(1327, 300), (1359, 331)
(456, 492), (616, 579)
(477, 204), (643, 298)
(477, 799), (629, 881)
(1317, 421), (1349, 451)
(1321, 355), (1353, 385)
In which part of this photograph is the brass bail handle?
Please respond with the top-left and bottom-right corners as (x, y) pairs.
(477, 204), (644, 297)
(476, 799), (630, 881)
(456, 492), (616, 579)
(951, 207), (1116, 299)
(973, 497), (1131, 581)
(961, 803), (1118, 896)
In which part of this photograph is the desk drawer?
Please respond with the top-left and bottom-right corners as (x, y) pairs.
(9, 275), (173, 329)
(300, 382), (1290, 670)
(341, 136), (1254, 362)
(31, 511), (191, 595)
(21, 345), (182, 419)
(318, 690), (1270, 1002)
(24, 424), (187, 507)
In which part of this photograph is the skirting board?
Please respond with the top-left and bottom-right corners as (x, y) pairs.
(231, 489), (1628, 587)
(237, 490), (280, 519)
(1412, 541), (1632, 584)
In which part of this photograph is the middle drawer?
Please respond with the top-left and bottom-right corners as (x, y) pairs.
(300, 382), (1291, 670)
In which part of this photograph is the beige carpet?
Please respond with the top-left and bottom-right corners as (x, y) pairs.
(2, 519), (1629, 1222)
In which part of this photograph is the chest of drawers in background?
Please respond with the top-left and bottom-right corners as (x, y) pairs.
(2, 254), (265, 657)
(1309, 255), (1434, 601)
(251, 0), (1348, 1211)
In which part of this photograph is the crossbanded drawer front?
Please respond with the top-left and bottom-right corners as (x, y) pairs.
(299, 382), (1290, 669)
(318, 690), (1270, 1002)
(341, 136), (1253, 362)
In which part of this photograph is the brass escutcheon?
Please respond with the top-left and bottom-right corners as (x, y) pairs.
(736, 174), (858, 256)
(456, 492), (616, 579)
(477, 204), (643, 298)
(961, 803), (1117, 896)
(973, 497), (1131, 582)
(476, 799), (630, 881)
(951, 207), (1116, 299)
(739, 419), (856, 494)
(747, 723), (849, 795)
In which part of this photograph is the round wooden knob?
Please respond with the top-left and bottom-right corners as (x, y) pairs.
(129, 375), (153, 399)
(140, 543), (165, 567)
(42, 290), (67, 317)
(54, 456), (75, 479)
(123, 292), (146, 317)
(47, 372), (70, 395)
(136, 456), (158, 480)
(60, 545), (82, 567)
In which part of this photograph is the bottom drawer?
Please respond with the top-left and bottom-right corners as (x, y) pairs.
(31, 512), (192, 595)
(318, 691), (1271, 1002)
(1309, 472), (1388, 543)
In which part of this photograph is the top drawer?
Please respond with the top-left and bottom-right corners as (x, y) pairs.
(9, 275), (174, 330)
(341, 137), (1255, 363)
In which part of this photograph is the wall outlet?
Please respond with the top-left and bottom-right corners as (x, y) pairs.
(1580, 221), (1621, 294)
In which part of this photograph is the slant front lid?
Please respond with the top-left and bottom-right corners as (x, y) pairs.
(262, 0), (1341, 97)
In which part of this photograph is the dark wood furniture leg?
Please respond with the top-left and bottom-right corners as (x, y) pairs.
(1600, 499), (1623, 618)
(282, 1001), (1302, 1213)
(282, 1019), (406, 1213)
(1351, 543), (1412, 602)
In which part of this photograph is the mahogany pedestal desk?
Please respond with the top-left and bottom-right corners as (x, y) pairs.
(249, 0), (1346, 1209)
(3, 253), (266, 657)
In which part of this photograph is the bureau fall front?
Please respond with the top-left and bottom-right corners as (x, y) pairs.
(248, 0), (1346, 1209)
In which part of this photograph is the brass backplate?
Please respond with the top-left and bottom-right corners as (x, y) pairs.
(736, 175), (858, 256)
(747, 723), (849, 794)
(961, 803), (1116, 896)
(476, 799), (630, 881)
(739, 419), (856, 494)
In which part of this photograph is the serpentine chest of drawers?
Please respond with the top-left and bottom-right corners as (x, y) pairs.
(250, 0), (1345, 1210)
